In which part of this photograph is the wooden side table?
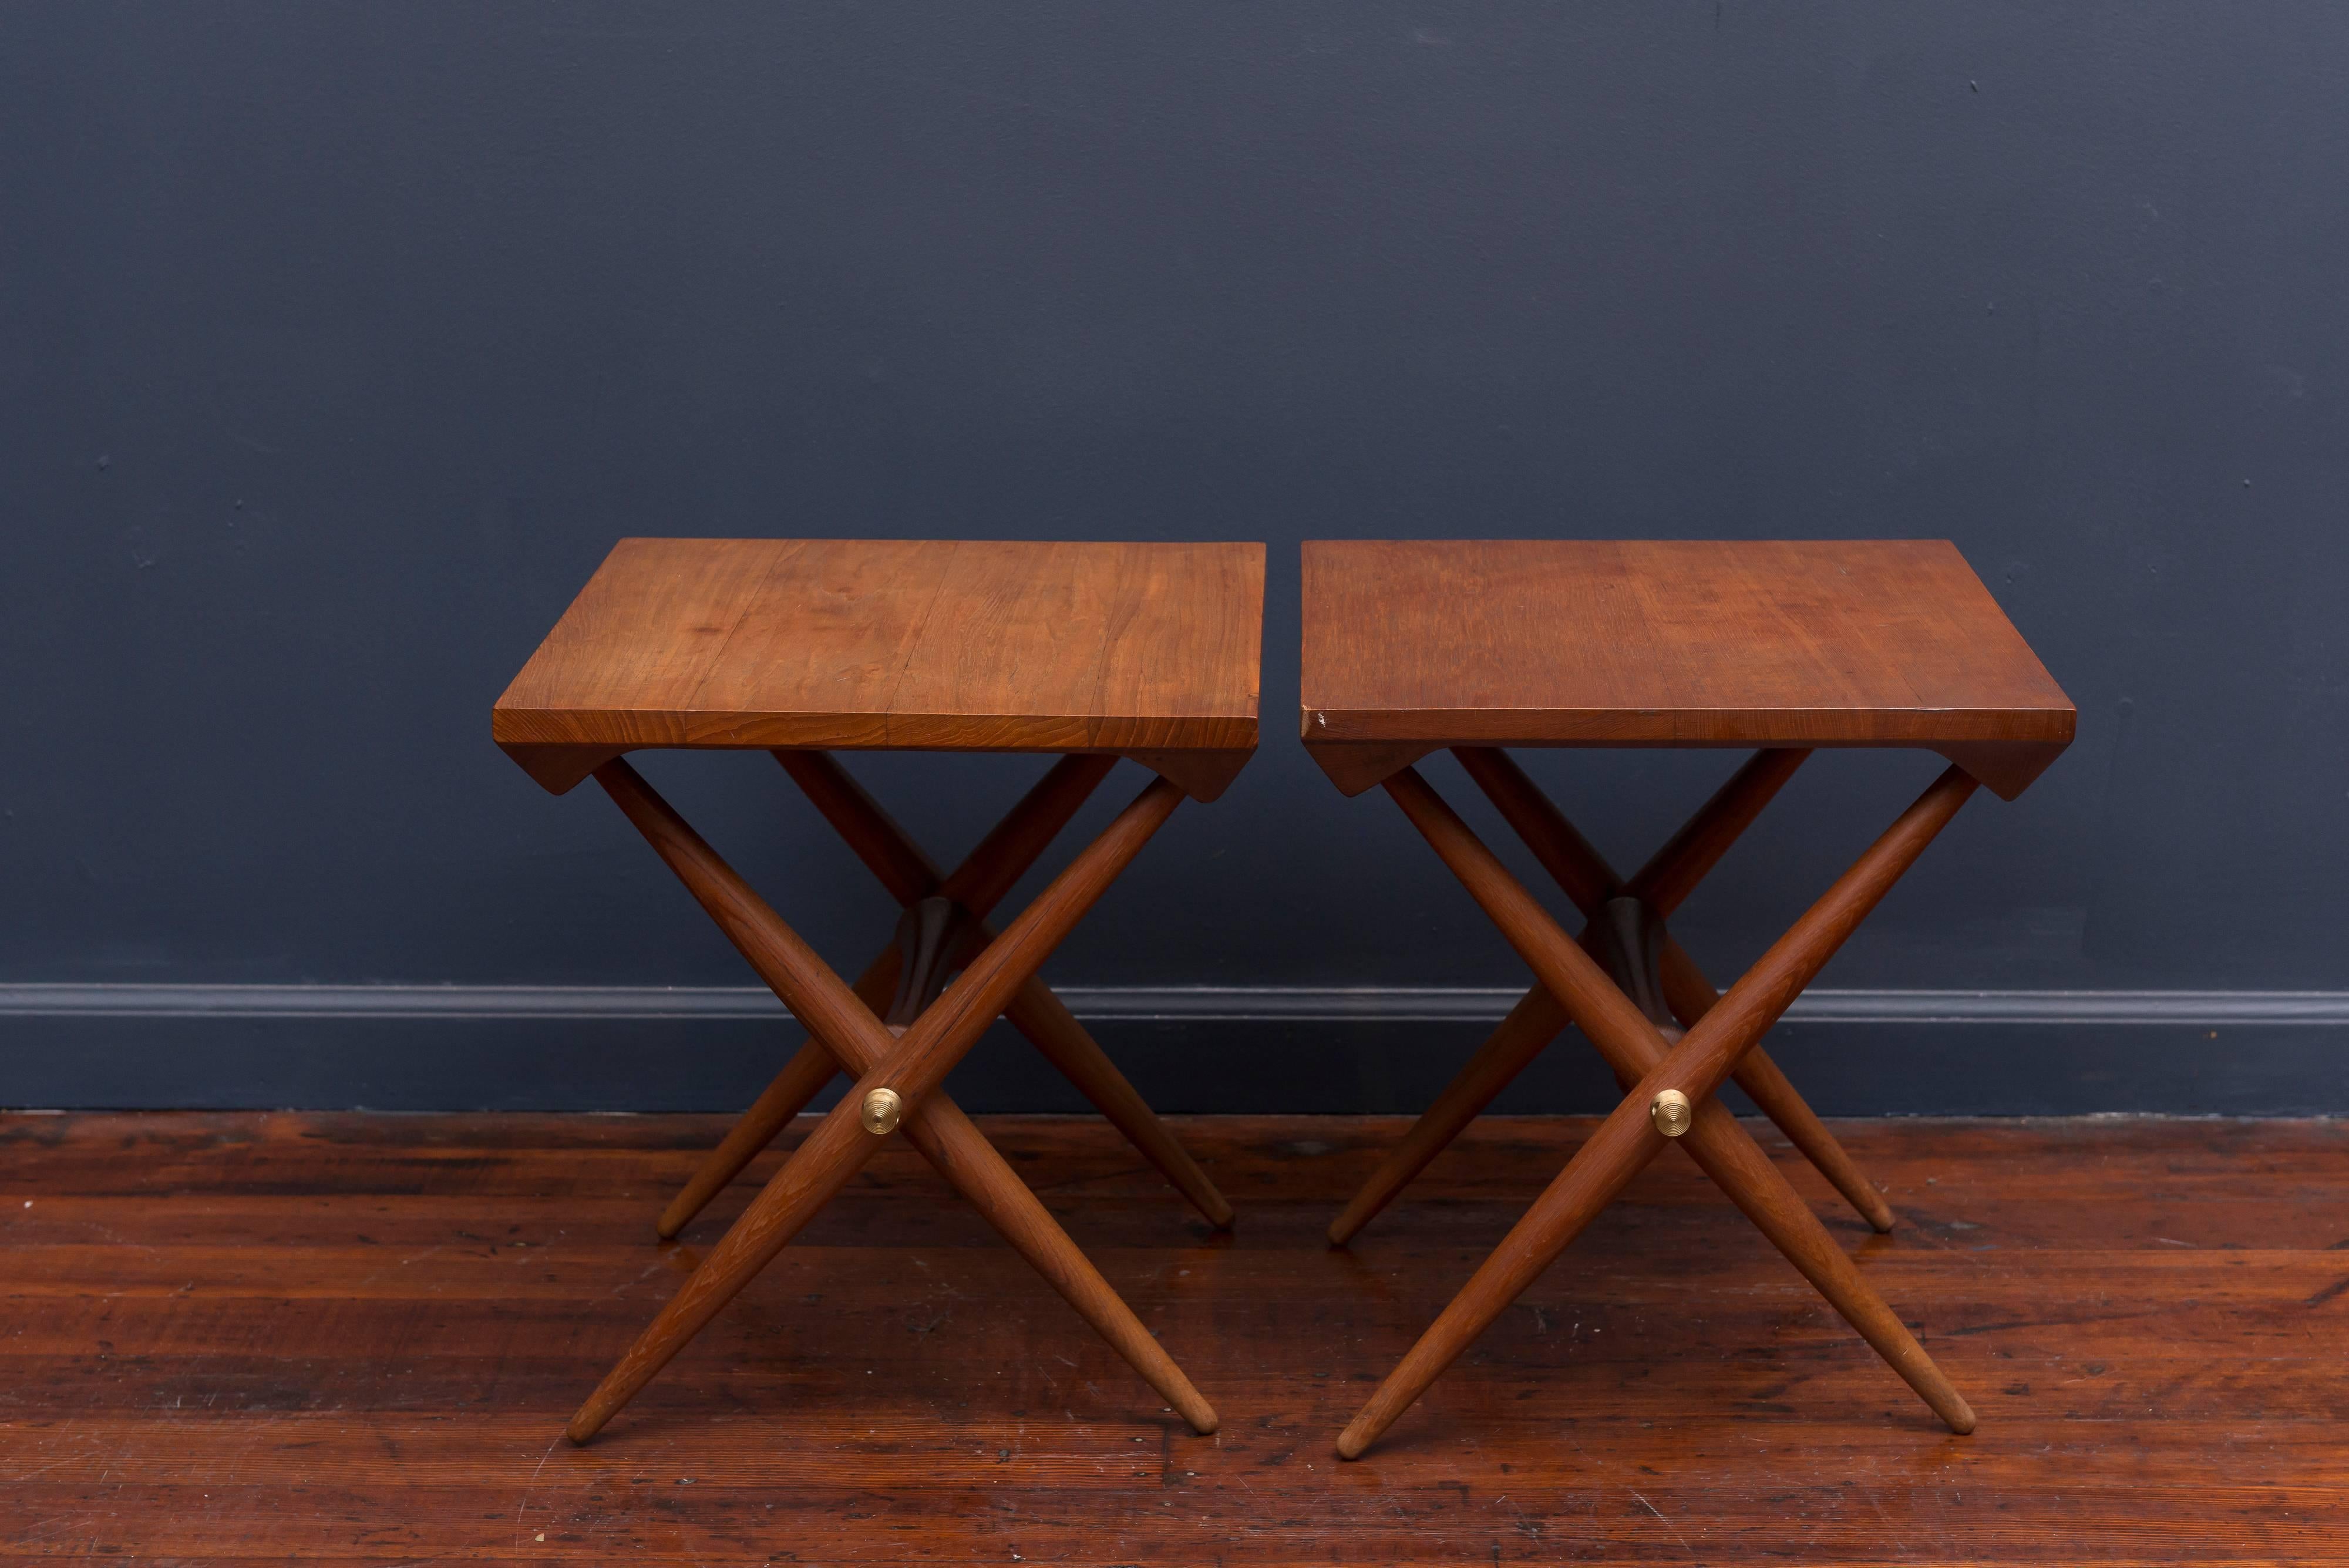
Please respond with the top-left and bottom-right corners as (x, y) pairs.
(1300, 539), (2074, 1459)
(494, 537), (1263, 1443)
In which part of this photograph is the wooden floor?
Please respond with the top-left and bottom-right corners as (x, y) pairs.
(4, 1112), (2346, 1563)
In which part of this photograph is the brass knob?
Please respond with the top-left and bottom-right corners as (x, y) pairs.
(1649, 1088), (1693, 1138)
(859, 1086), (904, 1136)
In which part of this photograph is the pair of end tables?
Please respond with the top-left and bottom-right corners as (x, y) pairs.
(492, 536), (2072, 1458)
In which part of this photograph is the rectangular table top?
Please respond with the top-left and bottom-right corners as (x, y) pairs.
(494, 538), (1264, 798)
(1300, 539), (2074, 798)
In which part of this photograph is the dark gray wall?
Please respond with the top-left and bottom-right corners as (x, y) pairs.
(4, 3), (2345, 1111)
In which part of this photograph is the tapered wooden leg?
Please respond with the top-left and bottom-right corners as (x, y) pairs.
(1338, 765), (1977, 1458)
(657, 1035), (839, 1240)
(1327, 986), (1570, 1246)
(1610, 747), (1812, 913)
(661, 754), (1125, 1237)
(571, 763), (1210, 1442)
(780, 749), (1119, 917)
(781, 750), (1235, 1229)
(1671, 953), (1897, 1233)
(1672, 1098), (1973, 1432)
(568, 1069), (899, 1443)
(819, 777), (1186, 1176)
(897, 1095), (1218, 1432)
(1335, 1057), (1674, 1459)
(1457, 746), (1897, 1232)
(1001, 975), (1234, 1228)
(581, 1072), (1219, 1443)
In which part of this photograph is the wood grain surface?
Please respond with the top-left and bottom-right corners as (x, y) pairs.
(1300, 540), (2074, 798)
(5, 1111), (2346, 1563)
(494, 539), (1264, 797)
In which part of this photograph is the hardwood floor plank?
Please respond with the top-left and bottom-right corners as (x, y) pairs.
(2, 1112), (2345, 1563)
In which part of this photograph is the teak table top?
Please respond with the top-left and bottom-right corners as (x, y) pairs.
(1300, 539), (2073, 799)
(494, 538), (1265, 800)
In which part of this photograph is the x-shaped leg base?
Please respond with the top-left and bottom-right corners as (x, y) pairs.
(567, 755), (1221, 1443)
(1331, 748), (1891, 1243)
(658, 751), (1233, 1240)
(1335, 752), (1982, 1459)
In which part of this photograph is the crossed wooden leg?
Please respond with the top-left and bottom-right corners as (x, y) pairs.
(1330, 748), (1894, 1244)
(1335, 761), (1981, 1459)
(568, 758), (1217, 1443)
(658, 751), (1231, 1238)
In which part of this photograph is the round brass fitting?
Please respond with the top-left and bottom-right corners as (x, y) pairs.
(859, 1086), (904, 1136)
(1649, 1088), (1694, 1138)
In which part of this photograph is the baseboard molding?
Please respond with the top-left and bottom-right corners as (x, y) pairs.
(5, 984), (2346, 1115)
(6, 981), (2349, 1025)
